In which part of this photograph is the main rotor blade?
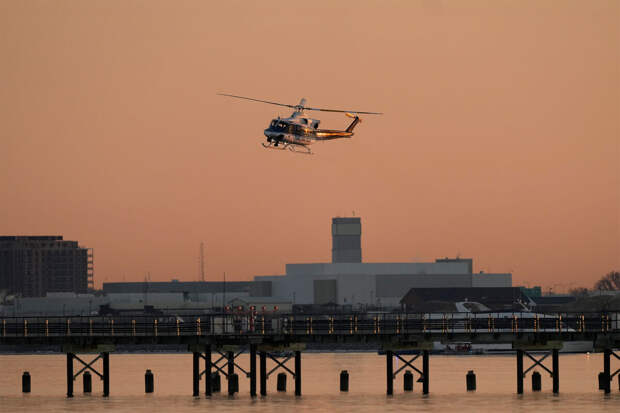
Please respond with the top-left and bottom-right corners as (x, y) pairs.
(304, 106), (383, 115)
(217, 93), (295, 109)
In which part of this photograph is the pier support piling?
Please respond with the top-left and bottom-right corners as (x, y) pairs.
(227, 351), (234, 380)
(552, 349), (559, 394)
(295, 351), (301, 396)
(599, 348), (620, 392)
(603, 349), (611, 394)
(205, 346), (212, 397)
(65, 351), (110, 397)
(192, 352), (200, 397)
(228, 373), (239, 395)
(250, 344), (256, 397)
(516, 350), (524, 395)
(422, 350), (429, 395)
(516, 347), (559, 394)
(259, 351), (267, 396)
(386, 350), (393, 396)
(385, 349), (429, 395)
(66, 353), (74, 398)
(102, 352), (110, 397)
(226, 351), (235, 394)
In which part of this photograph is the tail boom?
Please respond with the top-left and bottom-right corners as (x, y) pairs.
(314, 114), (361, 140)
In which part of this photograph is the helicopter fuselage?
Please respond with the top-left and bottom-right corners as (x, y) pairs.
(264, 114), (356, 147)
(264, 119), (315, 146)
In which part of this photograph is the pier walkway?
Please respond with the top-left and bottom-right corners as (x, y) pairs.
(1, 311), (619, 396)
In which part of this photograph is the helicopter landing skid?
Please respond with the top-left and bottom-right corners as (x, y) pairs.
(261, 142), (313, 155)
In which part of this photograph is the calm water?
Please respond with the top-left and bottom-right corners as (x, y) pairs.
(0, 352), (618, 412)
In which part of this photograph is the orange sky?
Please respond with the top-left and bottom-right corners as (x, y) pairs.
(1, 1), (618, 292)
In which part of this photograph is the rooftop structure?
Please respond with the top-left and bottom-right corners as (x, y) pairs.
(332, 217), (361, 263)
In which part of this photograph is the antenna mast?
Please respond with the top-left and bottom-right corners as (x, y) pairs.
(200, 242), (205, 282)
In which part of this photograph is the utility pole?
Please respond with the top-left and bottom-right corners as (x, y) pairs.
(200, 242), (205, 282)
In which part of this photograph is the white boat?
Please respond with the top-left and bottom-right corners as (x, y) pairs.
(427, 302), (595, 354)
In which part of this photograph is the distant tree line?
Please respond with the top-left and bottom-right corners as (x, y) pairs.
(567, 271), (620, 296)
(593, 271), (620, 291)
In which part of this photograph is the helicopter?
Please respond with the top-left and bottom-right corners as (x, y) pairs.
(218, 93), (382, 154)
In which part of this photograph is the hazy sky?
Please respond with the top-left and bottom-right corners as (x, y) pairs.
(1, 1), (618, 292)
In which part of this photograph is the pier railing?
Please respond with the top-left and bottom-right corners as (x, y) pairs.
(0, 311), (618, 339)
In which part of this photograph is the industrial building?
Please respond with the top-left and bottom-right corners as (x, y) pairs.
(0, 236), (92, 297)
(103, 280), (252, 295)
(252, 217), (512, 308)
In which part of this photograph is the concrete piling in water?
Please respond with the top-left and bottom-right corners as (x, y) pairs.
(598, 372), (610, 393)
(340, 370), (349, 392)
(552, 349), (559, 394)
(192, 352), (200, 397)
(386, 350), (393, 396)
(102, 352), (110, 397)
(211, 372), (221, 393)
(83, 371), (92, 393)
(22, 371), (31, 393)
(145, 369), (154, 393)
(603, 349), (611, 394)
(66, 353), (74, 398)
(598, 372), (605, 390)
(277, 372), (287, 392)
(249, 344), (256, 398)
(205, 346), (212, 397)
(466, 370), (476, 391)
(403, 370), (414, 391)
(294, 351), (301, 397)
(259, 352), (267, 396)
(228, 373), (239, 396)
(531, 371), (541, 392)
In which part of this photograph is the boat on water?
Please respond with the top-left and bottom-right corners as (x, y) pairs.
(415, 302), (595, 354)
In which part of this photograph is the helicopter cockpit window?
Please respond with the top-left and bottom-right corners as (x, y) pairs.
(301, 118), (308, 125)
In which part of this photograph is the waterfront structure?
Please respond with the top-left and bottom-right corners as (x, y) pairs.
(1, 311), (618, 396)
(0, 236), (92, 297)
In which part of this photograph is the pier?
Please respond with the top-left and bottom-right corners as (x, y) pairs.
(1, 311), (618, 396)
